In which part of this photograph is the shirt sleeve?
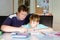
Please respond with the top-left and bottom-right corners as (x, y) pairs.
(2, 17), (12, 26)
(37, 24), (48, 29)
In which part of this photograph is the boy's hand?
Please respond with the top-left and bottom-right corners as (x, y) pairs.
(29, 28), (39, 33)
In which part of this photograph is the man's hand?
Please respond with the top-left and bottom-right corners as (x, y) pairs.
(18, 27), (28, 33)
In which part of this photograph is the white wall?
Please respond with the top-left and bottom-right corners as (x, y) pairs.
(49, 0), (60, 31)
(13, 0), (35, 13)
(14, 0), (18, 13)
(0, 0), (13, 16)
(30, 0), (35, 13)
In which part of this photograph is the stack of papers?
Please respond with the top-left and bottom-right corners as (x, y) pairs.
(11, 32), (31, 39)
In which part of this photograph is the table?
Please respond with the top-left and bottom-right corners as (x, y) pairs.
(1, 33), (39, 40)
(1, 32), (60, 40)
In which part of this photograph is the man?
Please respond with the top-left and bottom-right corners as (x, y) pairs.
(1, 5), (30, 33)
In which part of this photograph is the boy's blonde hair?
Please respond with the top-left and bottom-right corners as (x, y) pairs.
(30, 14), (40, 22)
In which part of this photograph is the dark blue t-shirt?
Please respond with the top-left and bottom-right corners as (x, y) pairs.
(3, 14), (31, 27)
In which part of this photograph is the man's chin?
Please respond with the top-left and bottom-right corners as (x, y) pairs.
(20, 18), (25, 20)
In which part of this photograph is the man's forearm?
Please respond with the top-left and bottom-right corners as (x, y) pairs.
(1, 25), (21, 32)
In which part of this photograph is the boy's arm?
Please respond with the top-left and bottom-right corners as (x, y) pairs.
(39, 27), (54, 32)
(37, 24), (54, 32)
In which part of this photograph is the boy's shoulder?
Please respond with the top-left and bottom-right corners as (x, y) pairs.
(37, 24), (48, 29)
(22, 24), (31, 29)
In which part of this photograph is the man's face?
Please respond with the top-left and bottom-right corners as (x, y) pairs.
(30, 20), (39, 28)
(17, 11), (28, 20)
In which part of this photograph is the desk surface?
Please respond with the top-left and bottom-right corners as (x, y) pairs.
(1, 32), (60, 40)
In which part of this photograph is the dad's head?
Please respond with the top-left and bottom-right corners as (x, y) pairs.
(17, 5), (29, 20)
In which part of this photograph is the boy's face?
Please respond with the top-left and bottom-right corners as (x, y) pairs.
(30, 20), (39, 28)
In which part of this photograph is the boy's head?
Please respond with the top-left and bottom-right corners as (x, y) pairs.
(29, 14), (40, 28)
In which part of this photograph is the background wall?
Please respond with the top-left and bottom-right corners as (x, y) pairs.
(14, 0), (35, 13)
(14, 0), (18, 13)
(0, 0), (13, 16)
(30, 0), (35, 13)
(49, 0), (60, 31)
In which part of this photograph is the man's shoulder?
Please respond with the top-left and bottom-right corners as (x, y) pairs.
(9, 14), (17, 19)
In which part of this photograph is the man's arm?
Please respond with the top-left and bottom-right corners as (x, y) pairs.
(1, 15), (27, 33)
(1, 25), (20, 32)
(1, 25), (27, 33)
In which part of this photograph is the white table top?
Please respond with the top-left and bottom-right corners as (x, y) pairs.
(1, 32), (60, 40)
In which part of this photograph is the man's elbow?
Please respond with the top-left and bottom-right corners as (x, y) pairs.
(1, 25), (7, 32)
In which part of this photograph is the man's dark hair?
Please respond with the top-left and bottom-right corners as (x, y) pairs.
(18, 5), (29, 13)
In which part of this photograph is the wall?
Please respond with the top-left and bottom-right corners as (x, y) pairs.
(14, 0), (35, 13)
(14, 0), (18, 13)
(30, 0), (35, 13)
(49, 0), (60, 31)
(0, 0), (13, 16)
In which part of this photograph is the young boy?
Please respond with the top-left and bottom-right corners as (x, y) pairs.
(22, 14), (53, 33)
(13, 14), (53, 40)
(22, 14), (53, 32)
